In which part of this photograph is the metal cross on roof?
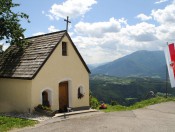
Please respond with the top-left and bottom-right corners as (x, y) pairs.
(64, 16), (71, 31)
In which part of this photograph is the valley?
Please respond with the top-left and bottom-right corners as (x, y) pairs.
(90, 74), (175, 106)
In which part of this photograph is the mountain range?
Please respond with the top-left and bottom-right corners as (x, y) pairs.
(91, 50), (166, 79)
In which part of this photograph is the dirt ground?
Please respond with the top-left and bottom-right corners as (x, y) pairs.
(13, 102), (175, 132)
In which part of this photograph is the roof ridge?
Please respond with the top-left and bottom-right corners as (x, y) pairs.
(0, 31), (90, 79)
(0, 30), (67, 79)
(26, 30), (67, 40)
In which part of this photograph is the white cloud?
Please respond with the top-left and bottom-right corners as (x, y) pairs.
(48, 25), (59, 32)
(136, 14), (152, 21)
(4, 0), (174, 65)
(151, 3), (175, 25)
(74, 2), (175, 63)
(155, 0), (168, 4)
(41, 10), (45, 14)
(32, 32), (45, 36)
(46, 14), (54, 20)
(47, 0), (97, 20)
(32, 26), (59, 36)
(3, 44), (9, 51)
(0, 41), (9, 51)
(73, 34), (117, 64)
(31, 1), (175, 64)
(151, 1), (175, 42)
(42, 10), (54, 20)
(74, 17), (126, 37)
(73, 22), (159, 64)
(156, 24), (175, 41)
(73, 19), (162, 64)
(125, 22), (157, 42)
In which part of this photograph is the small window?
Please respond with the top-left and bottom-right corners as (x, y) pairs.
(42, 91), (50, 107)
(78, 86), (85, 99)
(62, 42), (67, 56)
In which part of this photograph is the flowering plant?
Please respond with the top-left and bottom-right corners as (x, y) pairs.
(78, 92), (84, 99)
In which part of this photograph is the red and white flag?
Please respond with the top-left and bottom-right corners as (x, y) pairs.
(164, 43), (175, 88)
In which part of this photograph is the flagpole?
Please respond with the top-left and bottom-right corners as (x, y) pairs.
(166, 42), (168, 98)
(166, 63), (168, 98)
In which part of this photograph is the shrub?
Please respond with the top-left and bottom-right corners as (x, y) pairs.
(35, 104), (52, 111)
(90, 97), (99, 109)
(34, 104), (54, 117)
(110, 100), (118, 106)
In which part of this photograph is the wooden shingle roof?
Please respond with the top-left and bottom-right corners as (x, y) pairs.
(0, 30), (90, 80)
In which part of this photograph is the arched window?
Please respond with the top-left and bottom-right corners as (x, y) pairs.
(42, 91), (50, 107)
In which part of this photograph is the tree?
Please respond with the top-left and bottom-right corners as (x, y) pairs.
(0, 44), (3, 54)
(0, 0), (30, 47)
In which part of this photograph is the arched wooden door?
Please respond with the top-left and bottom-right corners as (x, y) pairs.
(59, 81), (69, 112)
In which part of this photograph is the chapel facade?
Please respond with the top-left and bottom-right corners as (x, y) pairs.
(0, 30), (90, 112)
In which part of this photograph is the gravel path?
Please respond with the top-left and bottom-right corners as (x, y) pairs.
(11, 102), (175, 132)
(0, 112), (51, 121)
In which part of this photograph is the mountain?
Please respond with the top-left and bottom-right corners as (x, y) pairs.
(88, 62), (110, 70)
(87, 65), (96, 70)
(92, 50), (166, 79)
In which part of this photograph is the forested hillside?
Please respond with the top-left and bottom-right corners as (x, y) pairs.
(90, 75), (175, 106)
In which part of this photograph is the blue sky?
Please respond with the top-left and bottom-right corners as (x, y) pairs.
(3, 0), (175, 64)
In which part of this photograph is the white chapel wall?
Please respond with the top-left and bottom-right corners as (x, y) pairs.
(0, 78), (32, 112)
(31, 35), (89, 111)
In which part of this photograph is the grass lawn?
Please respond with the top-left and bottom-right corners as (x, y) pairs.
(0, 116), (37, 132)
(101, 96), (175, 112)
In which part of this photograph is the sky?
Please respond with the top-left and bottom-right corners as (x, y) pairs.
(3, 0), (175, 64)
